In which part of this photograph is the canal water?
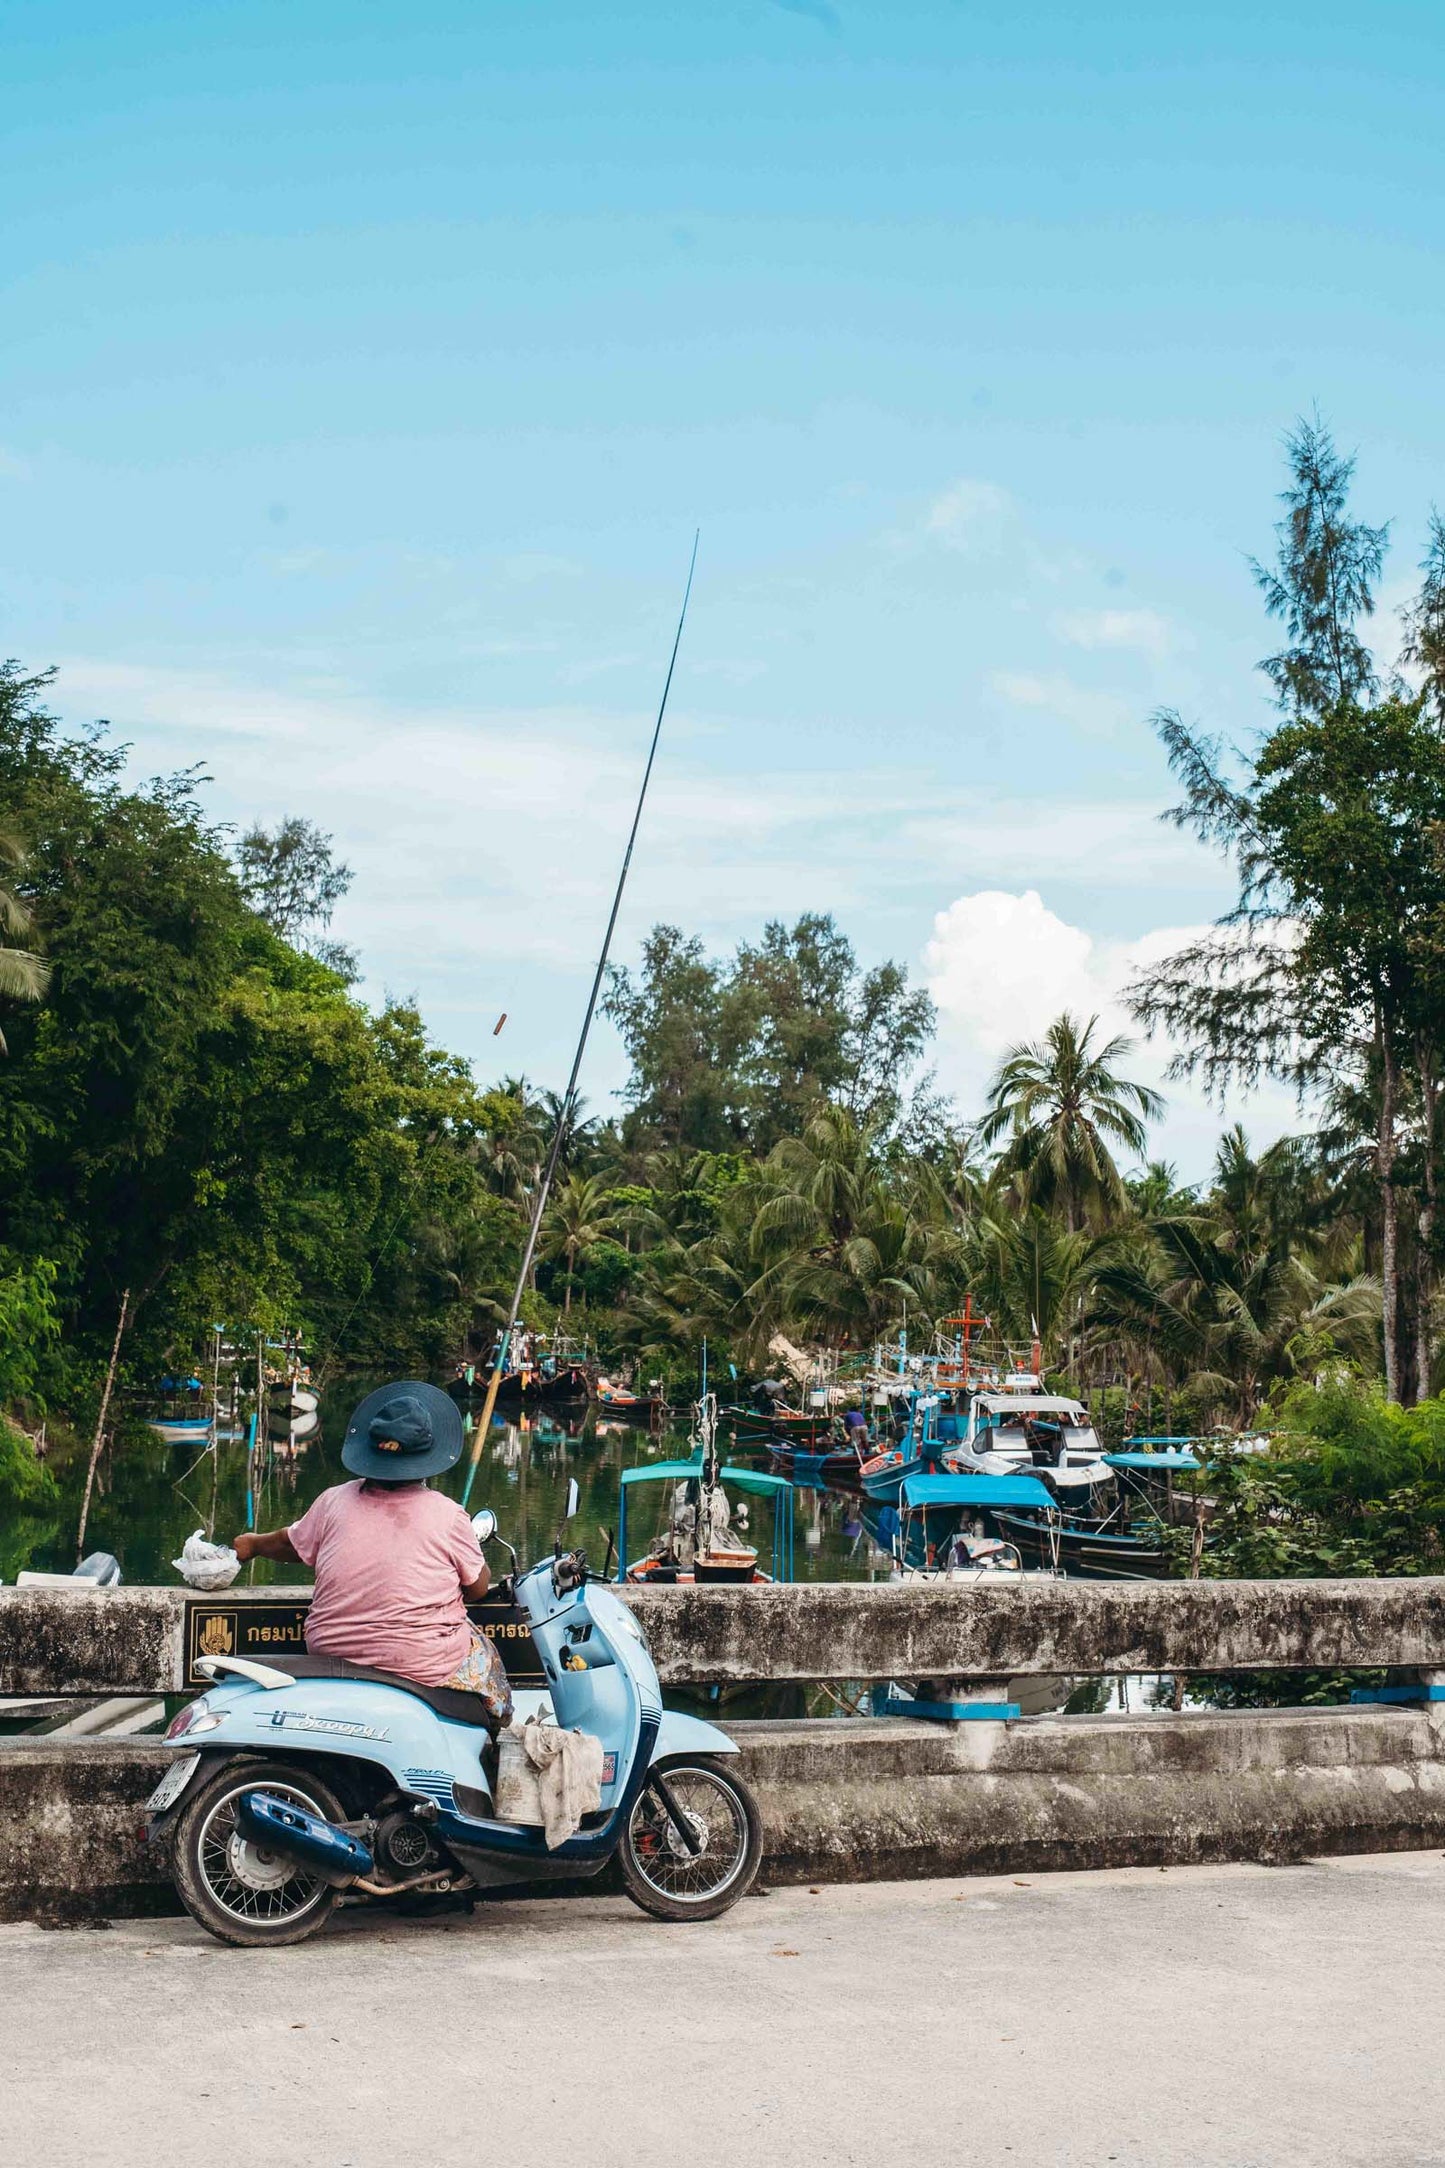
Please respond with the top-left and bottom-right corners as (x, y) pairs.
(19, 1387), (888, 1591)
(7, 1388), (1223, 1723)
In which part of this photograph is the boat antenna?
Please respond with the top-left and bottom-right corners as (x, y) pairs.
(462, 533), (700, 1507)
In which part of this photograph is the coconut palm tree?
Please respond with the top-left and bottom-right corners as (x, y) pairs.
(540, 1173), (618, 1313)
(1090, 1212), (1380, 1426)
(0, 831), (49, 1052)
(748, 1103), (957, 1345)
(536, 1088), (601, 1175)
(962, 1203), (1117, 1363)
(978, 1013), (1164, 1230)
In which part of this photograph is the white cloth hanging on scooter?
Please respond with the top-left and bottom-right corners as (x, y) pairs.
(519, 1714), (605, 1849)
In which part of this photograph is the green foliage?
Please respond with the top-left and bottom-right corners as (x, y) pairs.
(0, 1415), (58, 1514)
(978, 1012), (1163, 1230)
(0, 1415), (61, 1581)
(602, 912), (936, 1154)
(0, 662), (515, 1395)
(0, 1250), (62, 1407)
(1130, 418), (1445, 1406)
(1178, 1383), (1445, 1585)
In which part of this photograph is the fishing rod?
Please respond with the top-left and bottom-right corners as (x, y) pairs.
(461, 532), (700, 1508)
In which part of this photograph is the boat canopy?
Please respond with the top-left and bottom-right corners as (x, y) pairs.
(974, 1394), (1088, 1419)
(901, 1472), (1056, 1511)
(619, 1452), (792, 1499)
(1104, 1450), (1202, 1472)
(618, 1448), (795, 1581)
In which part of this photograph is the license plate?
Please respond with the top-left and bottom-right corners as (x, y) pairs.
(146, 1753), (200, 1815)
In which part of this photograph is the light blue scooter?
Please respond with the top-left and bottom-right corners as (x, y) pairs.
(148, 1502), (761, 1946)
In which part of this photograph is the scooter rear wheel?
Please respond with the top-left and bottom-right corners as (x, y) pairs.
(618, 1756), (762, 1922)
(172, 1757), (346, 1948)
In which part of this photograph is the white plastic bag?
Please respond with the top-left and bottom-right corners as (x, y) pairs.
(171, 1528), (241, 1591)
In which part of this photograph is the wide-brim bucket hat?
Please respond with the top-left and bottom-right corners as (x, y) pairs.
(341, 1380), (465, 1483)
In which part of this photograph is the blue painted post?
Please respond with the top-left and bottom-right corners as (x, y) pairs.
(244, 1411), (258, 1530)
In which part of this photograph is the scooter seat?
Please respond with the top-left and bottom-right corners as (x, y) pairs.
(277, 1654), (503, 1733)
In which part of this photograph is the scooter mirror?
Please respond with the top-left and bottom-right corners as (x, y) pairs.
(563, 1477), (580, 1521)
(471, 1508), (497, 1543)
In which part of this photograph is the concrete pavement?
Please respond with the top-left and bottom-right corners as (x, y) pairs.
(6, 1852), (1445, 2167)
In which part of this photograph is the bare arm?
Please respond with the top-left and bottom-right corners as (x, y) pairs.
(233, 1528), (301, 1566)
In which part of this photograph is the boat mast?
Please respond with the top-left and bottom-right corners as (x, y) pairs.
(462, 535), (699, 1507)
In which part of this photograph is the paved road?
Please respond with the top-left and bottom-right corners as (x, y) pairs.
(6, 1853), (1445, 2167)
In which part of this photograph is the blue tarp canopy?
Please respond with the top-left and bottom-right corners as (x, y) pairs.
(1105, 1451), (1202, 1472)
(619, 1452), (793, 1500)
(900, 1472), (1056, 1511)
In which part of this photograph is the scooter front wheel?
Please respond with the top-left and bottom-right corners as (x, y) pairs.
(618, 1756), (762, 1922)
(171, 1757), (346, 1948)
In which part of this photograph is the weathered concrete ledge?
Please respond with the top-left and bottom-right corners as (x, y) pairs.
(628, 1577), (1445, 1683)
(6, 1705), (1445, 1921)
(6, 1575), (1445, 1695)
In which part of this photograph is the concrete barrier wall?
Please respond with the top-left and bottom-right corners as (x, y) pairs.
(8, 1578), (1445, 1924)
(7, 1706), (1445, 1922)
(6, 1575), (1445, 1694)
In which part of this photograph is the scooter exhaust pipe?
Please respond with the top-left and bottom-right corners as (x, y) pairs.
(235, 1790), (375, 1887)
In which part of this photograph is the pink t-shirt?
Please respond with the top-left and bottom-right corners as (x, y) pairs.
(289, 1481), (484, 1686)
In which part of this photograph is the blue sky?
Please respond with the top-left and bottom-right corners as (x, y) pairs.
(4, 1), (1443, 1172)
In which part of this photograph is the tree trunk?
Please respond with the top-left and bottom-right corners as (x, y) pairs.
(1380, 1021), (1401, 1403)
(76, 1288), (130, 1561)
(1417, 1037), (1438, 1403)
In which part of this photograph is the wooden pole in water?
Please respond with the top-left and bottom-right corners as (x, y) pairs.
(462, 534), (698, 1508)
(76, 1287), (129, 1561)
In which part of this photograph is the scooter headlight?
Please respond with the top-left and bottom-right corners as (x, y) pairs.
(615, 1609), (650, 1653)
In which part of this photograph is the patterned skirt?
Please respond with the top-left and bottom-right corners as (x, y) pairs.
(442, 1626), (514, 1728)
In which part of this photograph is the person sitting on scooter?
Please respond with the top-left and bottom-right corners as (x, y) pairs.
(233, 1380), (512, 1726)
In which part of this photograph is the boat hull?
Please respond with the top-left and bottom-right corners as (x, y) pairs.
(450, 1365), (594, 1406)
(989, 1507), (1174, 1581)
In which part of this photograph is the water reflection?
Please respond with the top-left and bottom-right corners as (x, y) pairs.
(21, 1386), (891, 1590)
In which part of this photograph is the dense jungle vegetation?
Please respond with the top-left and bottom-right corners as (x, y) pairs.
(4, 418), (1445, 1577)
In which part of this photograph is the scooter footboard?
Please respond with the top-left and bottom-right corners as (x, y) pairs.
(652, 1711), (739, 1763)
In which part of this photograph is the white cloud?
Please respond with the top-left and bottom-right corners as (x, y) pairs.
(51, 656), (932, 1057)
(925, 478), (1014, 548)
(1051, 607), (1175, 659)
(51, 654), (1276, 1170)
(895, 798), (1203, 890)
(923, 887), (1308, 1181)
(989, 670), (1130, 736)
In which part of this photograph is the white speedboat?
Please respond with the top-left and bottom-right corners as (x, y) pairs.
(944, 1390), (1114, 1514)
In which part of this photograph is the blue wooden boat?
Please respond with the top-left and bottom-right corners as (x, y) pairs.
(878, 1471), (1058, 1574)
(859, 1390), (949, 1502)
(148, 1414), (214, 1446)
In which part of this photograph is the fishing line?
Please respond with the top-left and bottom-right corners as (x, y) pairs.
(462, 532), (700, 1505)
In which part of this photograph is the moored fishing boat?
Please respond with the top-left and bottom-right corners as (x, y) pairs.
(596, 1376), (670, 1425)
(720, 1390), (831, 1446)
(147, 1413), (213, 1446)
(859, 1389), (951, 1502)
(454, 1332), (596, 1407)
(942, 1389), (1114, 1514)
(619, 1395), (794, 1584)
(770, 1425), (871, 1492)
(986, 1447), (1205, 1580)
(867, 1471), (1060, 1578)
(987, 1507), (1172, 1580)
